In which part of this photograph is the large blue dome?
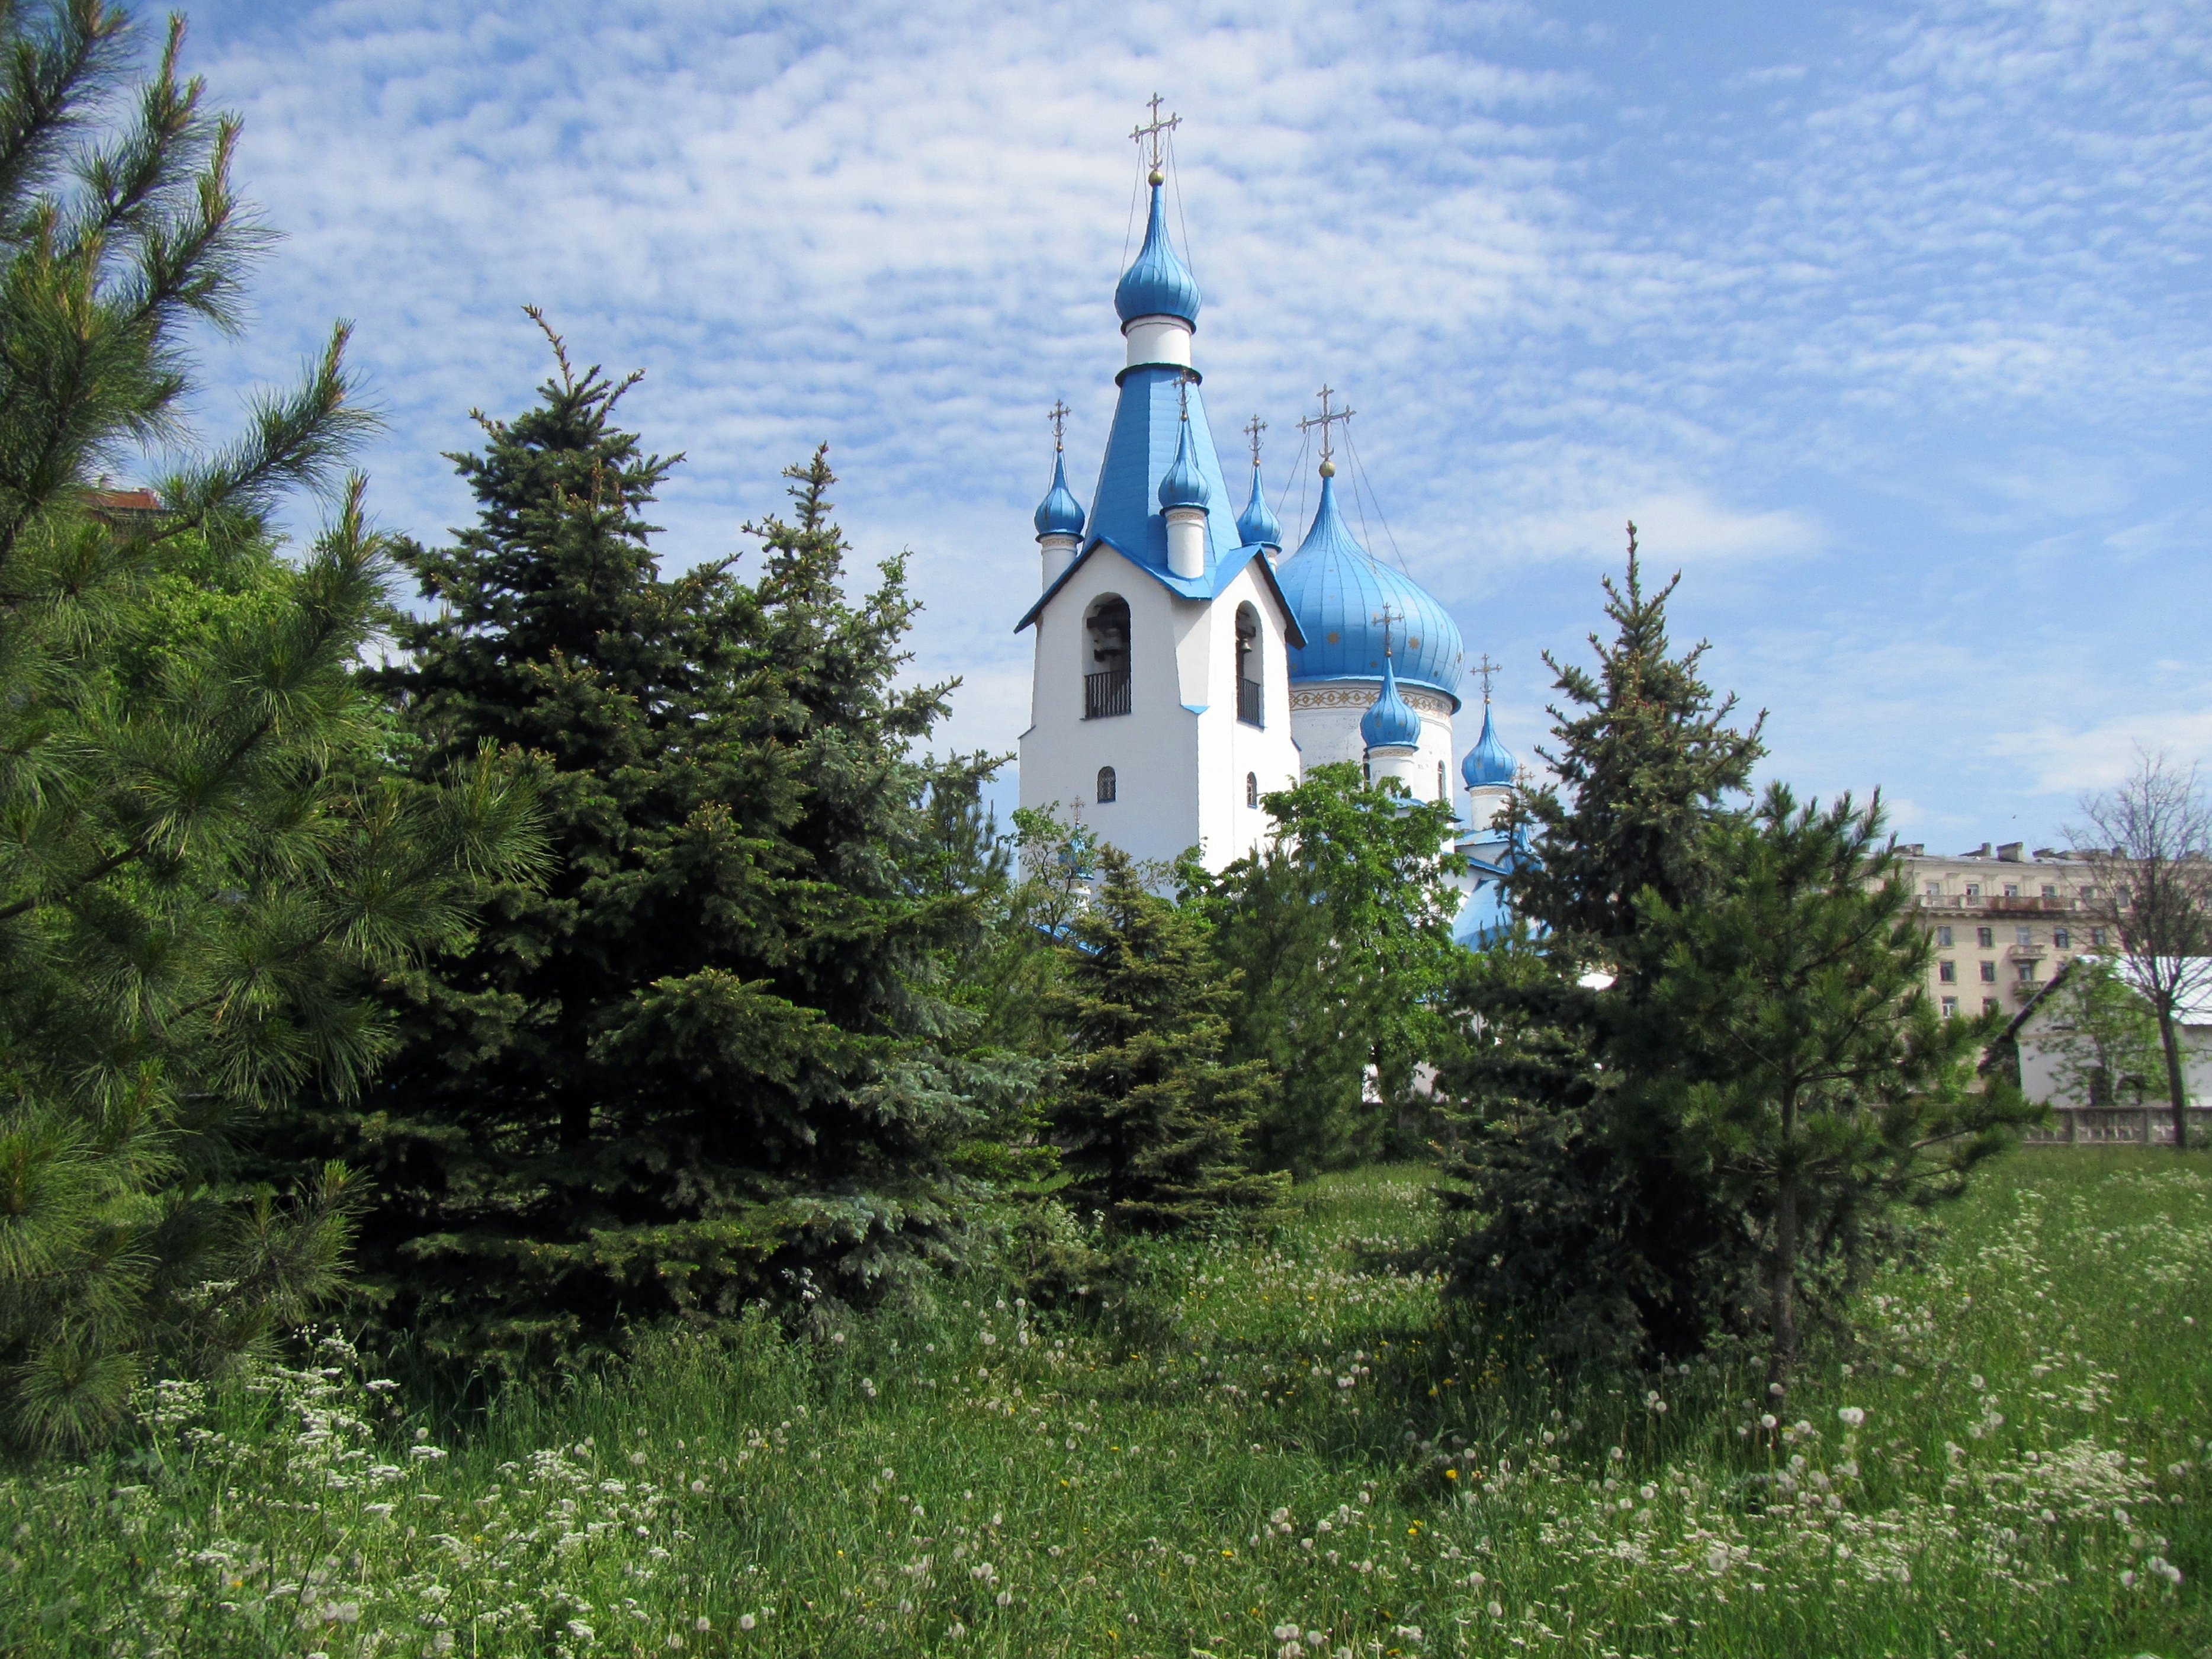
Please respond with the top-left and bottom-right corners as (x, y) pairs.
(1115, 184), (1202, 328)
(1276, 476), (1463, 707)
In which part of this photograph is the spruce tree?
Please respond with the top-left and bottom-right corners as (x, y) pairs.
(1047, 851), (1289, 1233)
(1438, 528), (1764, 1364)
(304, 325), (1015, 1363)
(0, 4), (540, 1448)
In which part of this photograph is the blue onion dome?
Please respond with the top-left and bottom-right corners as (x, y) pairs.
(1461, 701), (1516, 787)
(1115, 184), (1202, 328)
(1237, 464), (1282, 548)
(1033, 450), (1086, 538)
(1274, 475), (1465, 705)
(1157, 418), (1210, 511)
(1360, 653), (1424, 750)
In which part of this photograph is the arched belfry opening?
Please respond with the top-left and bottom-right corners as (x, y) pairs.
(1084, 595), (1131, 720)
(1235, 602), (1262, 727)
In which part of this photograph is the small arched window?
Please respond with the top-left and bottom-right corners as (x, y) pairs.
(1096, 765), (1118, 804)
(1245, 771), (1259, 808)
(1437, 761), (1447, 800)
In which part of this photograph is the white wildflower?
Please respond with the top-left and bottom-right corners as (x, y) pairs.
(1838, 1406), (1866, 1427)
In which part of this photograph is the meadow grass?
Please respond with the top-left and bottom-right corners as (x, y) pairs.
(2, 1147), (2205, 1658)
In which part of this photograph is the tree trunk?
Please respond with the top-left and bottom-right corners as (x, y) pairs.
(2156, 1005), (2189, 1152)
(1767, 1085), (1800, 1404)
(1768, 1175), (1799, 1399)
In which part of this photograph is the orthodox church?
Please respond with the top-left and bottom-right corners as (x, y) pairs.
(1013, 116), (1520, 946)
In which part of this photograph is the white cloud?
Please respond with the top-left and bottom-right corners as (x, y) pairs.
(149, 0), (2212, 843)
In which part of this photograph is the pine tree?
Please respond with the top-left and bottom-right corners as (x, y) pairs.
(1196, 763), (1465, 1174)
(1437, 528), (1765, 1364)
(1639, 786), (2032, 1391)
(300, 325), (1020, 1363)
(1047, 851), (1289, 1234)
(0, 4), (540, 1448)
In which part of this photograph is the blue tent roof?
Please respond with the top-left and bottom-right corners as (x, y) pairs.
(1360, 654), (1423, 749)
(1033, 450), (1086, 538)
(1274, 476), (1464, 707)
(1115, 184), (1202, 328)
(1461, 701), (1516, 787)
(1237, 464), (1283, 549)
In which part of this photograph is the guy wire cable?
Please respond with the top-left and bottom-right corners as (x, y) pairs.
(1276, 423), (1313, 530)
(1344, 423), (1412, 575)
(1167, 136), (1196, 287)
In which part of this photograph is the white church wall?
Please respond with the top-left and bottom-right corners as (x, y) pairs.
(1017, 548), (1304, 874)
(1019, 547), (1201, 868)
(1288, 686), (1459, 804)
(1190, 563), (1302, 867)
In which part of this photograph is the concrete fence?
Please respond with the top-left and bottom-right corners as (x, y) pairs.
(2026, 1106), (2212, 1145)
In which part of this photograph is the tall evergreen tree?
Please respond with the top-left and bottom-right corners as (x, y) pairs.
(0, 3), (540, 1448)
(1195, 763), (1465, 1174)
(1639, 786), (2030, 1390)
(1047, 851), (1289, 1234)
(1437, 529), (1765, 1363)
(301, 324), (1016, 1363)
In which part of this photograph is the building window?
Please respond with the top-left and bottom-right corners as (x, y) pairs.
(1938, 960), (1956, 983)
(1980, 961), (1997, 983)
(2015, 960), (2035, 982)
(1234, 604), (1263, 727)
(2081, 885), (2098, 900)
(1437, 760), (1446, 800)
(1095, 766), (1117, 804)
(1983, 996), (1999, 1013)
(1083, 596), (1132, 719)
(1976, 926), (1994, 948)
(2003, 883), (2020, 898)
(2091, 926), (2107, 948)
(2016, 925), (2033, 946)
(1966, 883), (1981, 897)
(2041, 884), (2057, 898)
(1925, 882), (1941, 897)
(1245, 771), (1258, 808)
(1941, 996), (1959, 1018)
(2052, 927), (2070, 949)
(1937, 925), (1953, 947)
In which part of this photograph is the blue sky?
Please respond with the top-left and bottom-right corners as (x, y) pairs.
(169, 0), (2210, 849)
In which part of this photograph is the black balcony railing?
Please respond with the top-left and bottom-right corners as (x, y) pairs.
(1084, 668), (1131, 720)
(1237, 677), (1263, 727)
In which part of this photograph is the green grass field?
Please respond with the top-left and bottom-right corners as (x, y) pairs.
(4, 1147), (2205, 1658)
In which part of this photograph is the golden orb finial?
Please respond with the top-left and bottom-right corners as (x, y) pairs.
(1319, 458), (1336, 478)
(1148, 167), (1164, 186)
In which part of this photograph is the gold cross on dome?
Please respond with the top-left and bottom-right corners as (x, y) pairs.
(1373, 604), (1404, 659)
(1048, 399), (1071, 452)
(1475, 653), (1500, 702)
(1131, 95), (1181, 174)
(1244, 414), (1267, 470)
(1298, 384), (1354, 469)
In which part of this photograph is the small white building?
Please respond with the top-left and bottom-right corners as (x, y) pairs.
(2008, 957), (2212, 1144)
(1015, 129), (1510, 878)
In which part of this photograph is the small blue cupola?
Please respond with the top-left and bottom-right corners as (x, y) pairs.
(1115, 184), (1202, 328)
(1237, 463), (1282, 550)
(1158, 415), (1210, 511)
(1033, 450), (1086, 538)
(1461, 700), (1516, 787)
(1360, 652), (1423, 751)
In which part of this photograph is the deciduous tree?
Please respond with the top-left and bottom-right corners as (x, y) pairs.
(2070, 755), (2212, 1150)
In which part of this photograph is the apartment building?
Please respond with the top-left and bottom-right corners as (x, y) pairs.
(1895, 841), (2108, 1020)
